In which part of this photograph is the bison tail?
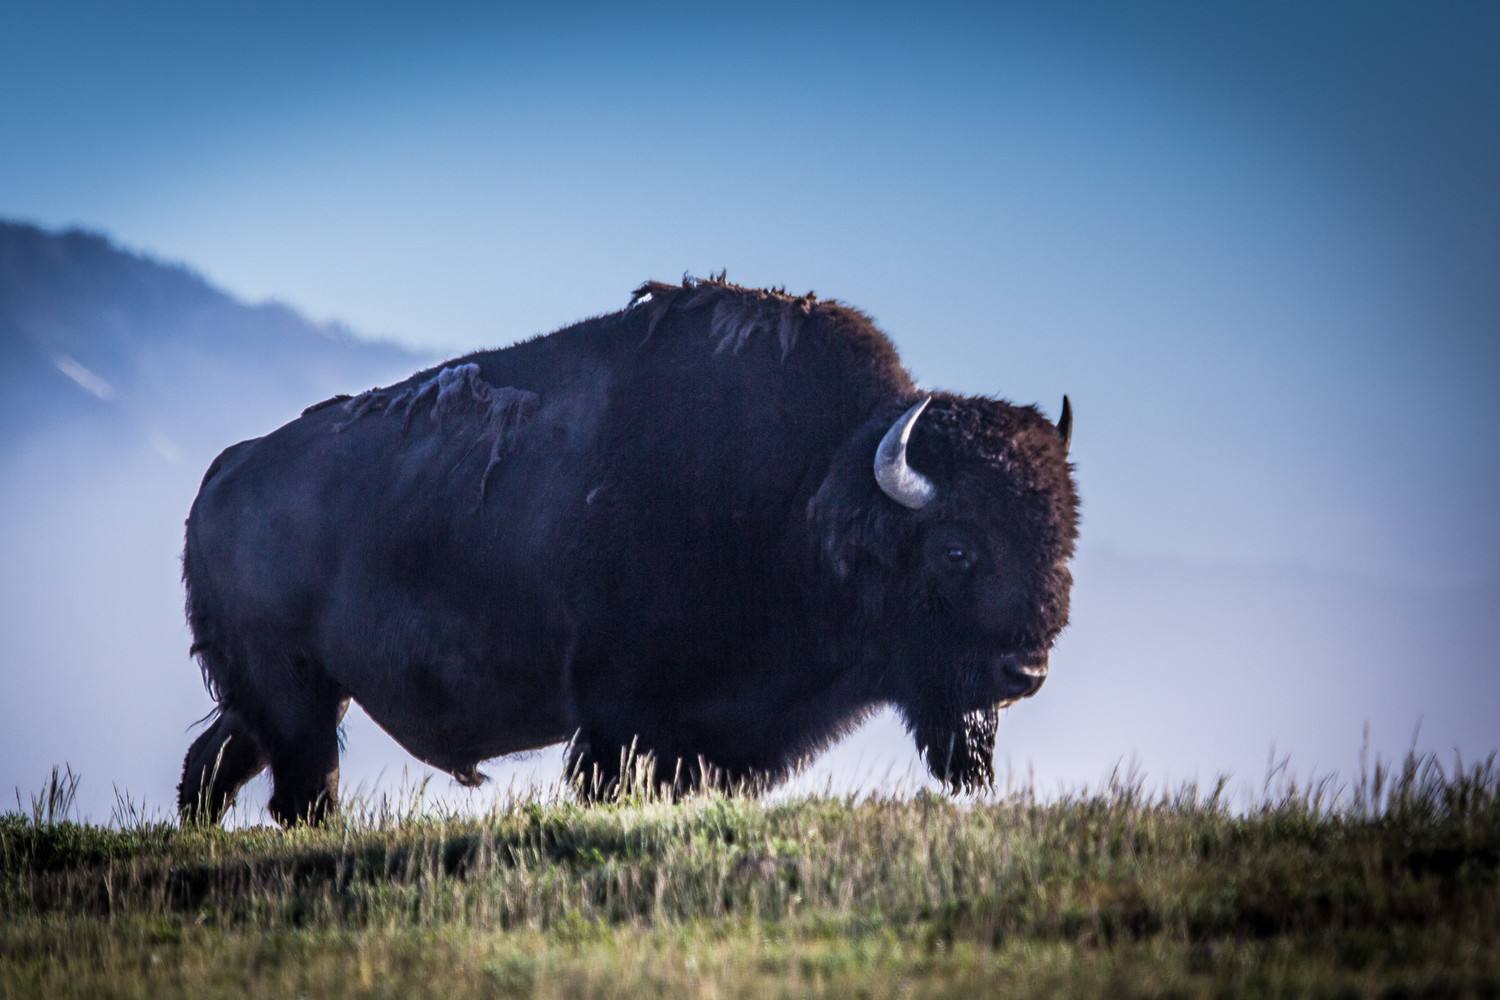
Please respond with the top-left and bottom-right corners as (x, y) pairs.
(182, 566), (228, 703)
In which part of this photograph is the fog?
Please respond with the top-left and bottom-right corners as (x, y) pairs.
(4, 329), (1496, 824)
(3, 4), (1498, 821)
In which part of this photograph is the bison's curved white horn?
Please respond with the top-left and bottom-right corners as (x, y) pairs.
(874, 397), (937, 510)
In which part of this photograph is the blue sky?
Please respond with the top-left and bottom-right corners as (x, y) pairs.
(2, 2), (1498, 813)
(17, 2), (1489, 586)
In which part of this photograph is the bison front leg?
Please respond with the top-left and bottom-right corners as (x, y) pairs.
(912, 707), (998, 792)
(564, 730), (750, 802)
(564, 729), (685, 802)
(563, 731), (627, 802)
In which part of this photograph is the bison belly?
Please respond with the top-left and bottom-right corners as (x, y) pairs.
(305, 519), (578, 777)
(339, 640), (576, 779)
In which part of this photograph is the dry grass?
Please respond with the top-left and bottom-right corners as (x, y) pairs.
(3, 753), (1498, 997)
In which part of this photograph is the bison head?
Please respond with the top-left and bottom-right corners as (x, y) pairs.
(809, 392), (1079, 790)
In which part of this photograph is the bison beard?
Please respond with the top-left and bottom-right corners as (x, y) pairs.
(177, 275), (1079, 825)
(913, 708), (999, 792)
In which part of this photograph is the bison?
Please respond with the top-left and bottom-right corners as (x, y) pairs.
(178, 276), (1079, 825)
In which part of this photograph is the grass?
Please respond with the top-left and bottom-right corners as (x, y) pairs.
(2, 755), (1498, 998)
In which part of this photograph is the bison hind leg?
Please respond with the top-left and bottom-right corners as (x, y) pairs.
(264, 688), (350, 828)
(178, 709), (267, 826)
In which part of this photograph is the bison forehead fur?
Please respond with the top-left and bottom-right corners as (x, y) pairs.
(177, 274), (1080, 825)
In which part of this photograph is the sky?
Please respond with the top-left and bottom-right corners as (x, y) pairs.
(2, 2), (1498, 818)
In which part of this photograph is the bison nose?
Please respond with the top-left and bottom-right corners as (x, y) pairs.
(1000, 654), (1048, 699)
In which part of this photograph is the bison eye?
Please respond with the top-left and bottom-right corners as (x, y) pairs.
(926, 528), (981, 575)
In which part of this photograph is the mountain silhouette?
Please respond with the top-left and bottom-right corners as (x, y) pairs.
(0, 219), (424, 453)
(0, 221), (438, 822)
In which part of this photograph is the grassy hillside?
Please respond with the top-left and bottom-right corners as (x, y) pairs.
(3, 757), (1497, 998)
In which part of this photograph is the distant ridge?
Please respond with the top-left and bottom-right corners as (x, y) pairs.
(0, 219), (426, 452)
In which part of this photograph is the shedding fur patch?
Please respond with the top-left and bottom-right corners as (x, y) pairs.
(301, 393), (352, 417)
(338, 363), (540, 498)
(630, 273), (816, 361)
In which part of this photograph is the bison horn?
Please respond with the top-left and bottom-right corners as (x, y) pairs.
(874, 397), (937, 510)
(1057, 395), (1072, 450)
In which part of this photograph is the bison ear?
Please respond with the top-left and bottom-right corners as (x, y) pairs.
(1056, 395), (1072, 451)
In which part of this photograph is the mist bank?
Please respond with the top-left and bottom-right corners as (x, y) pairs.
(5, 432), (1493, 823)
(2, 220), (1495, 822)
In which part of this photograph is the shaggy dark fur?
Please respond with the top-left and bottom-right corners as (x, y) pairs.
(178, 275), (1080, 825)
